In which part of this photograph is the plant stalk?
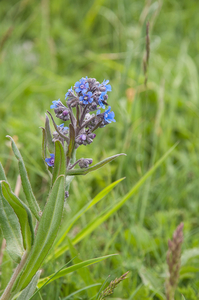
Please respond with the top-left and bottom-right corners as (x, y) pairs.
(0, 251), (28, 300)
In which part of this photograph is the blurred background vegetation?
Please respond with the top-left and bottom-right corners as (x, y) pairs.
(1, 0), (199, 299)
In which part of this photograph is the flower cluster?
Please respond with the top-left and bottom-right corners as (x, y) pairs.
(45, 77), (116, 168)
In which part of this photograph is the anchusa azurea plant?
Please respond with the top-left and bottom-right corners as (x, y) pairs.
(0, 77), (125, 300)
(44, 76), (118, 186)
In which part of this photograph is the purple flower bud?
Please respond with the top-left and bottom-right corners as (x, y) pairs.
(88, 133), (96, 139)
(78, 158), (93, 169)
(90, 102), (98, 111)
(63, 110), (69, 116)
(80, 134), (87, 141)
(99, 86), (106, 92)
(65, 191), (69, 198)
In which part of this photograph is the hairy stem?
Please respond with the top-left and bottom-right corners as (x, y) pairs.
(68, 158), (81, 170)
(1, 251), (28, 300)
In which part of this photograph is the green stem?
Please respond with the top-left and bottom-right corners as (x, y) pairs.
(0, 251), (28, 300)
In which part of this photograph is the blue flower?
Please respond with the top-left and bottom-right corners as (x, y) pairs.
(98, 92), (106, 109)
(65, 87), (73, 99)
(57, 123), (69, 130)
(104, 106), (116, 123)
(75, 78), (89, 94)
(45, 154), (55, 167)
(50, 99), (60, 109)
(79, 92), (93, 105)
(102, 79), (111, 92)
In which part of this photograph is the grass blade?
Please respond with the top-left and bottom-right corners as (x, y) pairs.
(38, 254), (117, 288)
(67, 237), (96, 297)
(62, 284), (101, 300)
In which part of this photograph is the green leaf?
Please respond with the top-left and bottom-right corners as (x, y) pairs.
(52, 140), (66, 185)
(1, 250), (14, 289)
(6, 136), (40, 220)
(62, 284), (101, 300)
(45, 114), (54, 154)
(38, 254), (116, 288)
(40, 127), (47, 161)
(0, 185), (23, 262)
(181, 248), (199, 266)
(54, 177), (125, 249)
(0, 162), (7, 181)
(138, 265), (166, 300)
(15, 175), (65, 291)
(0, 165), (23, 262)
(50, 144), (177, 260)
(66, 123), (75, 163)
(16, 271), (41, 300)
(66, 153), (126, 175)
(1, 181), (34, 251)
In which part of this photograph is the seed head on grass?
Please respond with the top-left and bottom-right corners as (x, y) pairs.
(165, 222), (184, 300)
(99, 272), (129, 300)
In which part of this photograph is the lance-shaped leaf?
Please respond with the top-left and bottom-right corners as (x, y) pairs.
(1, 181), (34, 251)
(15, 175), (65, 291)
(40, 127), (53, 176)
(16, 271), (41, 300)
(7, 136), (40, 220)
(40, 127), (47, 161)
(66, 123), (75, 164)
(38, 254), (117, 288)
(1, 249), (14, 290)
(52, 140), (66, 185)
(45, 114), (54, 154)
(66, 153), (126, 176)
(0, 182), (24, 263)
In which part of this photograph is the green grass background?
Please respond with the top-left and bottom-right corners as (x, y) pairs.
(1, 0), (199, 299)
